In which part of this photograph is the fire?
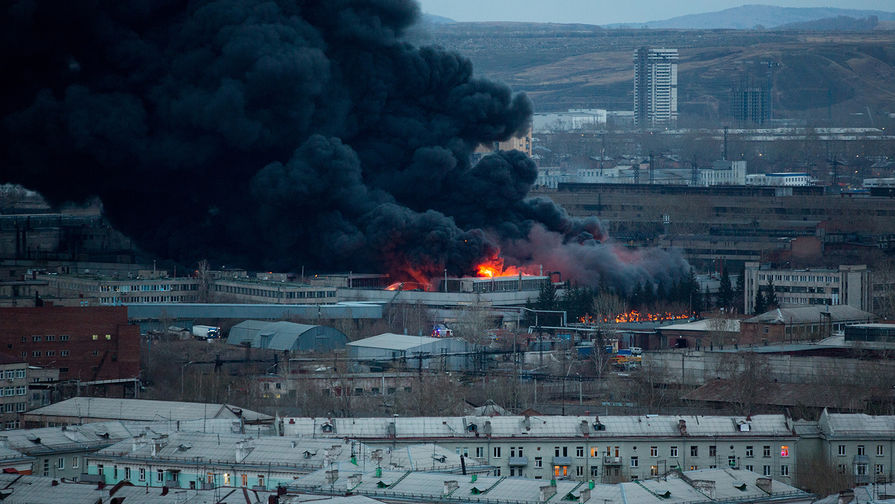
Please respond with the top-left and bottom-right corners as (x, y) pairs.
(578, 310), (692, 324)
(475, 255), (537, 278)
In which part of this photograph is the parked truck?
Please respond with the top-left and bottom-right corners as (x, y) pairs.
(192, 325), (221, 340)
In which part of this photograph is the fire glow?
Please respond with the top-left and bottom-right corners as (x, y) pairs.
(475, 255), (538, 278)
(579, 311), (692, 324)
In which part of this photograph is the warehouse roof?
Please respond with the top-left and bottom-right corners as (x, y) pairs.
(347, 333), (442, 351)
(745, 305), (876, 325)
(25, 398), (271, 423)
(659, 318), (741, 333)
(227, 320), (347, 351)
(284, 414), (795, 439)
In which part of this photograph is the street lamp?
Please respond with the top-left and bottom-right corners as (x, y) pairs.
(181, 361), (193, 400)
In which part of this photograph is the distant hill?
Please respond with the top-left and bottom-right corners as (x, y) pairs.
(776, 15), (880, 31)
(609, 5), (895, 30)
(421, 13), (455, 25)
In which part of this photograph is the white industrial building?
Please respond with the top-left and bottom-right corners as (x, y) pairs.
(347, 334), (479, 372)
(743, 263), (872, 314)
(532, 109), (607, 133)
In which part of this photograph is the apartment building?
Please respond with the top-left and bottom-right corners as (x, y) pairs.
(283, 415), (799, 485)
(743, 263), (872, 315)
(0, 305), (140, 385)
(0, 356), (28, 430)
(634, 47), (678, 129)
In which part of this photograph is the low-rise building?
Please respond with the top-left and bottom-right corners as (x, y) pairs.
(86, 432), (482, 491)
(283, 415), (800, 485)
(740, 305), (876, 345)
(812, 410), (895, 485)
(347, 334), (479, 372)
(227, 320), (347, 352)
(21, 398), (271, 428)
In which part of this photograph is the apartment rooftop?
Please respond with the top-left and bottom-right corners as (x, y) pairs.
(283, 415), (796, 440)
(290, 467), (811, 504)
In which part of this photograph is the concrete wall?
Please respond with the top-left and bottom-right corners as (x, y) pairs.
(643, 350), (895, 387)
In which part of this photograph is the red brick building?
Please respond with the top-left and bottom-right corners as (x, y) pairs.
(0, 306), (139, 383)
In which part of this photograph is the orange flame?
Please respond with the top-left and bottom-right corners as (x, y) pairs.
(578, 310), (692, 324)
(475, 254), (537, 278)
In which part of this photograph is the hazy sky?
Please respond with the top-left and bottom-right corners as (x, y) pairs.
(417, 1), (893, 25)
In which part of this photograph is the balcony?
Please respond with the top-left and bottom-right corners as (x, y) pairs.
(508, 456), (529, 467)
(603, 456), (623, 466)
(552, 456), (573, 466)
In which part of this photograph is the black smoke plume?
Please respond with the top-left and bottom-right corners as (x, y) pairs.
(1, 0), (687, 290)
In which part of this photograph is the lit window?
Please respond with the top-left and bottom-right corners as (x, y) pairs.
(223, 473), (230, 486)
(92, 335), (98, 341)
(105, 334), (111, 340)
(780, 445), (789, 457)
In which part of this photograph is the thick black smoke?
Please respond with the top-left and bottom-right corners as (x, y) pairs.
(1, 0), (687, 289)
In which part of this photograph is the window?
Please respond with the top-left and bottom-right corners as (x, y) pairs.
(534, 457), (542, 468)
(475, 447), (484, 458)
(838, 445), (846, 456)
(105, 334), (111, 340)
(139, 468), (145, 481)
(576, 466), (584, 476)
(670, 446), (678, 457)
(207, 473), (215, 484)
(493, 447), (501, 458)
(72, 457), (79, 469)
(690, 446), (698, 457)
(631, 456), (639, 468)
(554, 446), (560, 457)
(45, 351), (55, 357)
(591, 466), (600, 477)
(878, 445), (885, 457)
(223, 473), (230, 485)
(650, 446), (658, 457)
(780, 445), (789, 457)
(45, 335), (55, 342)
(96, 464), (103, 479)
(745, 465), (753, 472)
(590, 447), (599, 457)
(563, 446), (568, 457)
(31, 351), (40, 357)
(763, 465), (771, 476)
(876, 464), (885, 475)
(61, 351), (69, 357)
(858, 445), (865, 456)
(56, 458), (64, 470)
(728, 456), (737, 468)
(241, 474), (248, 487)
(781, 465), (789, 476)
(125, 468), (131, 480)
(60, 335), (70, 341)
(32, 336), (41, 342)
(763, 446), (771, 458)
(856, 464), (868, 476)
(157, 469), (164, 482)
(576, 446), (584, 458)
(650, 465), (659, 476)
(837, 464), (847, 474)
(92, 335), (98, 341)
(709, 446), (717, 457)
(517, 447), (523, 457)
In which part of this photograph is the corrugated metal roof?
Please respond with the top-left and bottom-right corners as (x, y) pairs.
(347, 334), (443, 351)
(660, 319), (741, 333)
(745, 305), (876, 324)
(228, 320), (346, 351)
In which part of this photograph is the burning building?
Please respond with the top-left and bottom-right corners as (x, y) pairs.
(1, 0), (688, 294)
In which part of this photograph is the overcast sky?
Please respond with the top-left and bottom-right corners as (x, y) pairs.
(417, 1), (893, 25)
